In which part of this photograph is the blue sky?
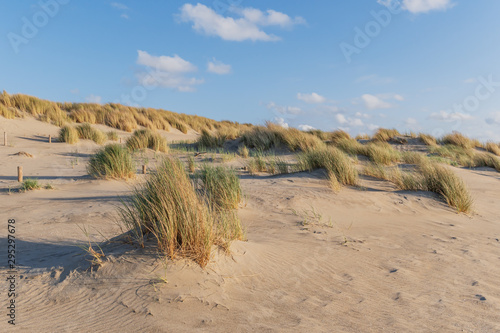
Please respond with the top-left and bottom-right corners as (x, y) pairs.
(2, 0), (500, 140)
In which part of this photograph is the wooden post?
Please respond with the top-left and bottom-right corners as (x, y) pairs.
(142, 165), (147, 174)
(17, 166), (23, 183)
(48, 135), (52, 143)
(4, 132), (6, 146)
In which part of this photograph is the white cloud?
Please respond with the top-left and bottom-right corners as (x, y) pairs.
(367, 124), (380, 131)
(273, 117), (289, 128)
(136, 50), (202, 92)
(336, 114), (364, 127)
(121, 13), (129, 19)
(362, 94), (392, 110)
(267, 102), (302, 116)
(70, 88), (79, 94)
(86, 94), (102, 104)
(394, 94), (404, 101)
(207, 59), (231, 74)
(430, 110), (473, 121)
(111, 2), (128, 10)
(298, 124), (316, 131)
(378, 0), (454, 14)
(137, 50), (196, 73)
(402, 0), (454, 14)
(336, 114), (347, 124)
(355, 112), (370, 119)
(179, 4), (305, 42)
(297, 92), (326, 104)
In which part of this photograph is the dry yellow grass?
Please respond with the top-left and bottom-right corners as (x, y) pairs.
(242, 122), (325, 152)
(485, 142), (500, 156)
(373, 128), (400, 142)
(442, 132), (473, 149)
(419, 133), (437, 146)
(0, 91), (249, 136)
(119, 157), (243, 267)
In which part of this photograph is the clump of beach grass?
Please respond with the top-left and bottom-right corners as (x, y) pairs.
(187, 155), (196, 173)
(419, 162), (474, 213)
(119, 157), (244, 267)
(442, 132), (473, 149)
(76, 123), (107, 144)
(419, 133), (437, 146)
(373, 128), (400, 142)
(197, 165), (242, 210)
(366, 142), (400, 165)
(107, 131), (119, 141)
(59, 125), (79, 144)
(197, 129), (227, 149)
(21, 178), (41, 191)
(87, 144), (135, 179)
(242, 122), (324, 152)
(485, 142), (500, 156)
(238, 145), (249, 158)
(126, 129), (168, 152)
(364, 160), (473, 213)
(296, 147), (358, 187)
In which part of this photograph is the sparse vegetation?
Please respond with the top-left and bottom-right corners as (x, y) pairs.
(363, 160), (473, 213)
(126, 129), (168, 152)
(119, 157), (243, 267)
(59, 125), (79, 144)
(87, 144), (135, 179)
(21, 178), (41, 191)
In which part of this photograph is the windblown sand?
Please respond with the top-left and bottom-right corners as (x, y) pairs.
(1, 117), (499, 332)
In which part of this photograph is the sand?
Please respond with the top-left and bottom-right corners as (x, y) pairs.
(1, 117), (499, 332)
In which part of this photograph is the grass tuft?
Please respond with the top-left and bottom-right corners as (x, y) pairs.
(21, 178), (40, 191)
(119, 157), (243, 267)
(373, 128), (400, 142)
(197, 165), (242, 210)
(59, 125), (79, 144)
(107, 131), (119, 141)
(296, 147), (358, 187)
(87, 144), (135, 179)
(76, 123), (107, 144)
(126, 129), (168, 152)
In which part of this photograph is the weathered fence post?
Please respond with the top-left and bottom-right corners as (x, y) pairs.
(17, 166), (23, 182)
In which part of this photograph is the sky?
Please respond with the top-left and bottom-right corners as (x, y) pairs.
(2, 0), (500, 140)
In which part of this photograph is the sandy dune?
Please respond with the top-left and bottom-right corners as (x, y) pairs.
(1, 117), (499, 332)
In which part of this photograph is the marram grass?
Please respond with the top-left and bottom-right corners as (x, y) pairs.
(87, 144), (135, 179)
(119, 157), (244, 267)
